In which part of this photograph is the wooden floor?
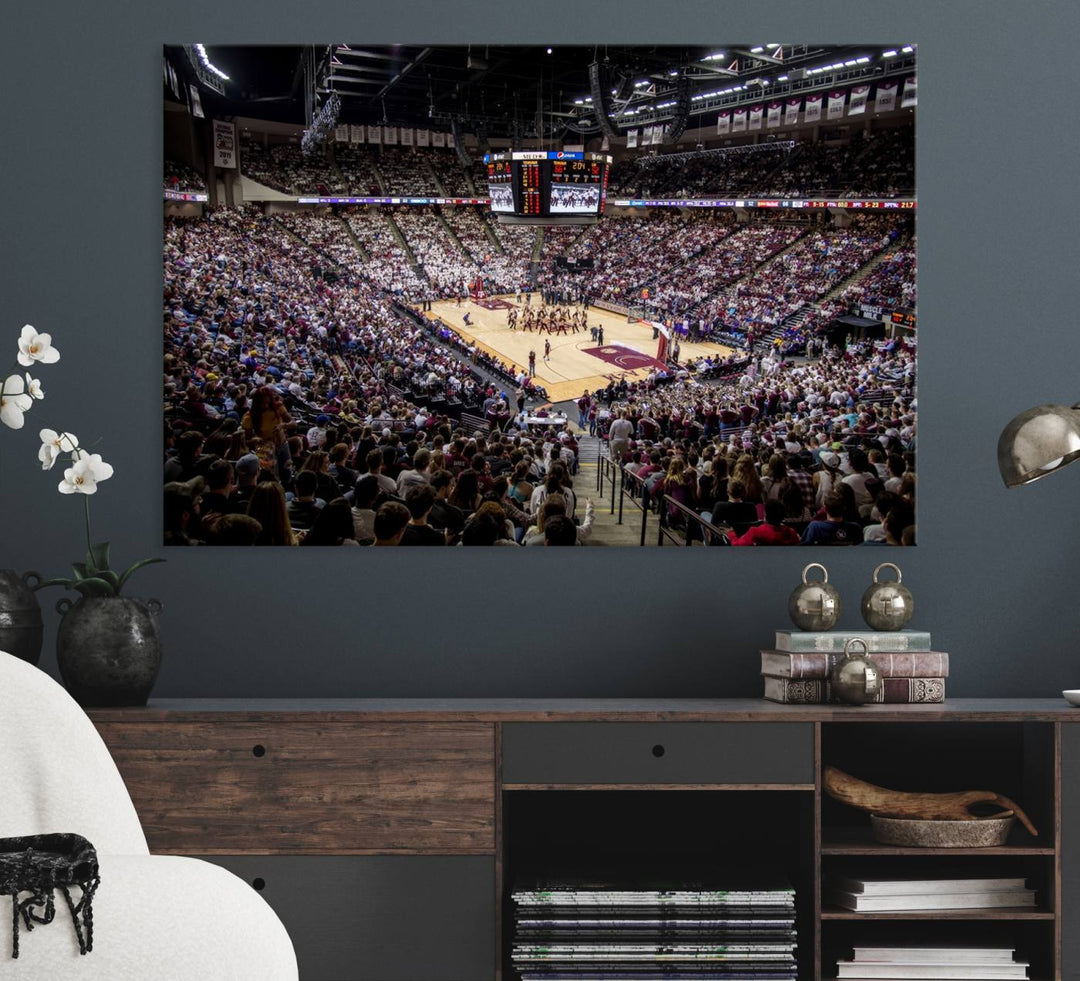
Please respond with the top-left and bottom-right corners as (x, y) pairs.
(421, 295), (737, 403)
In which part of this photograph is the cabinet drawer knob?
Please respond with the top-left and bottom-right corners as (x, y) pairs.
(252, 744), (267, 758)
(652, 744), (666, 758)
(252, 877), (266, 891)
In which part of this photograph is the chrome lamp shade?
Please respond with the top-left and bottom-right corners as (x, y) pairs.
(997, 403), (1080, 487)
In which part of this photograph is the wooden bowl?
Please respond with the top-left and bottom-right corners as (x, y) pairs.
(870, 813), (1016, 848)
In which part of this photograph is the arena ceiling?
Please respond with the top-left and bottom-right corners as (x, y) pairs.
(166, 44), (915, 138)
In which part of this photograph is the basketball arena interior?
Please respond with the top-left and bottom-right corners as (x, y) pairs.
(163, 44), (917, 547)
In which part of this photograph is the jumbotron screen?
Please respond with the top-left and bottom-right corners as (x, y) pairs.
(484, 151), (611, 223)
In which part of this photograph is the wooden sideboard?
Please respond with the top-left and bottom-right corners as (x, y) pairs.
(89, 699), (1080, 981)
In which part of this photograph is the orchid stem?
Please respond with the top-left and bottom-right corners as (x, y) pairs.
(84, 494), (93, 556)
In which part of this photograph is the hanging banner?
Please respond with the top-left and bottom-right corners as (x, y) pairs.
(348, 124), (363, 144)
(848, 85), (870, 116)
(416, 128), (430, 147)
(212, 119), (237, 169)
(627, 128), (639, 148)
(827, 91), (846, 120)
(383, 125), (398, 145)
(188, 84), (204, 119)
(367, 125), (382, 144)
(432, 131), (446, 147)
(335, 125), (349, 143)
(901, 76), (918, 108)
(400, 127), (413, 146)
(732, 108), (747, 132)
(716, 111), (731, 135)
(766, 102), (781, 128)
(875, 80), (898, 114)
(804, 94), (823, 123)
(749, 105), (764, 130)
(785, 98), (801, 126)
(447, 131), (455, 148)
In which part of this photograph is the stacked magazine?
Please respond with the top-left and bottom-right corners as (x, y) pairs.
(510, 877), (798, 980)
(836, 945), (1029, 979)
(824, 875), (1036, 912)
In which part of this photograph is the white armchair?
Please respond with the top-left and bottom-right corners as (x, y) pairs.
(0, 650), (298, 980)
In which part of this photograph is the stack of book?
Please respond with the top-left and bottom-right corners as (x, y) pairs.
(824, 874), (1036, 912)
(836, 945), (1029, 979)
(510, 876), (798, 980)
(761, 630), (948, 704)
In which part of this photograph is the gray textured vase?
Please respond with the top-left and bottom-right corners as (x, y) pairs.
(55, 597), (163, 707)
(0, 570), (44, 665)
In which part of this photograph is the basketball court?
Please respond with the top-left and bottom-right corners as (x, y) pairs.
(421, 294), (738, 403)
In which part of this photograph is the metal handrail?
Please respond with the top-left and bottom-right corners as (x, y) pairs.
(657, 494), (730, 547)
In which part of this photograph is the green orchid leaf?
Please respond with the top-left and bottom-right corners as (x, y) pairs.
(87, 542), (112, 575)
(32, 577), (77, 591)
(97, 570), (121, 591)
(72, 577), (117, 598)
(117, 557), (166, 594)
(71, 562), (89, 580)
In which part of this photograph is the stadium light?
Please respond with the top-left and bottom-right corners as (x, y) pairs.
(194, 44), (229, 82)
(902, 45), (915, 53)
(998, 404), (1080, 487)
(883, 50), (898, 58)
(750, 47), (764, 53)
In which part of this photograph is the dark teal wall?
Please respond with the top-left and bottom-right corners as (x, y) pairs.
(3, 1), (1079, 698)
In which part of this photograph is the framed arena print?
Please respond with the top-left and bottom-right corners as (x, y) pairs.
(163, 44), (916, 547)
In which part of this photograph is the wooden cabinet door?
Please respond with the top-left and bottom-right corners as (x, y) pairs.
(95, 721), (496, 854)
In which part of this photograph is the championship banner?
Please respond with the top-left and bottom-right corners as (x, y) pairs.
(785, 98), (801, 126)
(901, 75), (918, 108)
(627, 128), (639, 148)
(349, 124), (364, 144)
(432, 131), (446, 147)
(643, 125), (655, 145)
(827, 90), (846, 120)
(383, 125), (398, 145)
(875, 80), (898, 114)
(212, 119), (237, 169)
(732, 108), (747, 132)
(188, 84), (204, 119)
(367, 125), (382, 144)
(767, 102), (781, 128)
(716, 111), (731, 135)
(400, 127), (413, 146)
(416, 128), (430, 146)
(749, 105), (763, 130)
(447, 131), (455, 148)
(848, 85), (869, 116)
(335, 125), (349, 143)
(804, 94), (822, 122)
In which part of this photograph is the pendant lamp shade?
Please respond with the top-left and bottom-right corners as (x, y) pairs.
(997, 403), (1080, 487)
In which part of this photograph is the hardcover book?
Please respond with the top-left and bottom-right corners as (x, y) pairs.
(830, 876), (1026, 896)
(760, 650), (949, 680)
(762, 676), (946, 704)
(774, 630), (931, 653)
(825, 889), (1035, 912)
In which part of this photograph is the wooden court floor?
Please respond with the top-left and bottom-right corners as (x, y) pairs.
(422, 294), (737, 403)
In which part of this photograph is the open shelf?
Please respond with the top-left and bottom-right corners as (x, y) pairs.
(821, 826), (1054, 856)
(821, 906), (1055, 920)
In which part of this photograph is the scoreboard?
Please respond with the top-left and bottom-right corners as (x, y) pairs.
(484, 151), (611, 224)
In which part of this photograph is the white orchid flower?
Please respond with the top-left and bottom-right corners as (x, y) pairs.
(38, 429), (79, 470)
(17, 325), (60, 367)
(25, 373), (44, 400)
(58, 451), (114, 495)
(0, 374), (33, 430)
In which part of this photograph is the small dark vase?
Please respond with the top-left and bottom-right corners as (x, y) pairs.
(0, 570), (45, 665)
(55, 597), (163, 707)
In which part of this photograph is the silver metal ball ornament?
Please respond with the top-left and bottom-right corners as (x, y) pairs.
(830, 638), (884, 705)
(788, 563), (841, 632)
(860, 562), (914, 631)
